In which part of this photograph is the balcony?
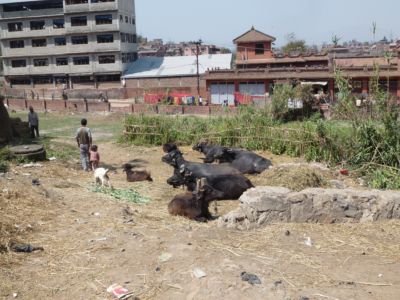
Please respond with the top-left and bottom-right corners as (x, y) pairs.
(64, 2), (118, 14)
(2, 42), (121, 58)
(66, 23), (119, 34)
(1, 28), (66, 40)
(0, 8), (63, 20)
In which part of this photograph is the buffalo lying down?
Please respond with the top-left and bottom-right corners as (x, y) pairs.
(162, 149), (253, 200)
(193, 142), (272, 174)
(168, 179), (223, 221)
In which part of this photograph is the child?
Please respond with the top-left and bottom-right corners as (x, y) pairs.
(89, 145), (100, 171)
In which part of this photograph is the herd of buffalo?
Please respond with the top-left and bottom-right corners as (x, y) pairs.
(163, 142), (272, 222)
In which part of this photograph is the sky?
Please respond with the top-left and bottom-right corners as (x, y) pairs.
(136, 0), (400, 48)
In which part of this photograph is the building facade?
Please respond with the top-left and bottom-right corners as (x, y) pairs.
(206, 27), (400, 105)
(0, 0), (138, 89)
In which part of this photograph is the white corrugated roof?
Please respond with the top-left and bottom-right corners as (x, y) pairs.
(123, 54), (232, 79)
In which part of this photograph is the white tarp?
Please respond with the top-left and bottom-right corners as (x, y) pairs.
(300, 81), (328, 86)
(123, 54), (232, 79)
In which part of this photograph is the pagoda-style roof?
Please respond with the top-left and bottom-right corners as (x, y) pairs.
(233, 26), (276, 44)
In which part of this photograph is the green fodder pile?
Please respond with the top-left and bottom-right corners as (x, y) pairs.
(91, 186), (150, 204)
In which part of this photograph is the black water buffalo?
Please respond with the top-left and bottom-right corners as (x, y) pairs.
(168, 180), (224, 221)
(193, 142), (271, 174)
(215, 148), (272, 174)
(162, 150), (253, 200)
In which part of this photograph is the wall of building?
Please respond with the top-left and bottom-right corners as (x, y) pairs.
(236, 42), (273, 61)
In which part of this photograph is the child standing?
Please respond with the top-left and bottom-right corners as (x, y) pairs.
(90, 145), (100, 171)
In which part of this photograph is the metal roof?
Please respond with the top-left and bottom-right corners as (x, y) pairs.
(123, 54), (232, 79)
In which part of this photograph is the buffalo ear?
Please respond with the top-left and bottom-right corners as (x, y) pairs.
(179, 164), (186, 174)
(227, 148), (234, 153)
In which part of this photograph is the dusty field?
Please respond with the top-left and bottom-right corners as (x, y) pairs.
(1, 116), (400, 300)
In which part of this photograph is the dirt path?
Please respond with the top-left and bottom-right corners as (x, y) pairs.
(1, 142), (400, 300)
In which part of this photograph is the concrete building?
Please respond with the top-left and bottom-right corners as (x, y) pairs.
(0, 0), (138, 89)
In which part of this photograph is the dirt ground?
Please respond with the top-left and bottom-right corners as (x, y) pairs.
(1, 128), (400, 299)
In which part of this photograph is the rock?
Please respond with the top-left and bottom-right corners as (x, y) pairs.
(219, 187), (400, 229)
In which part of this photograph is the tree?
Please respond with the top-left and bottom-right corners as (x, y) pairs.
(219, 47), (232, 54)
(331, 35), (342, 47)
(282, 33), (307, 54)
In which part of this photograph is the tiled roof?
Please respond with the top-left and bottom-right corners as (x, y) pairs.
(233, 26), (276, 44)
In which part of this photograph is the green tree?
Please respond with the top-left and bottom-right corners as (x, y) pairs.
(282, 33), (307, 54)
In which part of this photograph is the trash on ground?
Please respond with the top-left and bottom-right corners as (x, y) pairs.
(11, 244), (44, 253)
(193, 268), (207, 279)
(106, 284), (134, 300)
(241, 272), (261, 285)
(89, 237), (107, 243)
(304, 236), (313, 247)
(48, 157), (57, 161)
(158, 252), (172, 263)
(91, 212), (101, 217)
(340, 169), (349, 176)
(32, 179), (40, 186)
(12, 292), (18, 298)
(22, 173), (31, 177)
(23, 163), (43, 168)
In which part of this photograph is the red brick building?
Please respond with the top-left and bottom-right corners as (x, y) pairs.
(206, 27), (400, 105)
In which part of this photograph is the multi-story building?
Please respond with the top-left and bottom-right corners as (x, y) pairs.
(206, 27), (400, 105)
(0, 0), (138, 89)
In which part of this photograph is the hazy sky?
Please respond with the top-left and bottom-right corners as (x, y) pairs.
(136, 0), (399, 48)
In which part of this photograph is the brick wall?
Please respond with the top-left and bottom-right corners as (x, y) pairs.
(87, 102), (110, 112)
(26, 100), (46, 111)
(7, 99), (27, 111)
(133, 104), (158, 114)
(183, 106), (210, 115)
(110, 104), (133, 113)
(66, 101), (87, 112)
(158, 105), (183, 115)
(46, 101), (66, 111)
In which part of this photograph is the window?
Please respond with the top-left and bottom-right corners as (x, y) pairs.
(125, 16), (128, 23)
(98, 55), (115, 64)
(71, 16), (87, 26)
(11, 60), (26, 68)
(33, 58), (49, 67)
(10, 40), (24, 48)
(54, 37), (66, 46)
(32, 39), (47, 47)
(97, 34), (113, 43)
(73, 57), (89, 65)
(8, 22), (22, 32)
(91, 0), (116, 3)
(95, 14), (113, 25)
(65, 0), (88, 4)
(71, 36), (88, 44)
(53, 19), (65, 29)
(255, 43), (264, 55)
(56, 58), (68, 66)
(30, 20), (45, 30)
(132, 17), (135, 25)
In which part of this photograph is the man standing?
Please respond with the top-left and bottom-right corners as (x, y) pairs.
(198, 96), (203, 106)
(28, 106), (39, 138)
(76, 118), (92, 171)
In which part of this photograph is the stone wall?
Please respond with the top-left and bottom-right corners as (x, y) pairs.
(218, 187), (400, 230)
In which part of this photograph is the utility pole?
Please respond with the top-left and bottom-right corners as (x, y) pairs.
(194, 39), (203, 97)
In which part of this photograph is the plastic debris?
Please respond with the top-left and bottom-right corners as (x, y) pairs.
(107, 284), (134, 300)
(32, 179), (41, 186)
(11, 244), (44, 253)
(340, 169), (349, 176)
(193, 268), (207, 279)
(89, 237), (107, 243)
(48, 157), (57, 161)
(158, 252), (172, 263)
(241, 272), (261, 285)
(12, 293), (18, 298)
(304, 236), (313, 247)
(23, 163), (43, 168)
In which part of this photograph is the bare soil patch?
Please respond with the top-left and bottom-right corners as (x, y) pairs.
(1, 142), (399, 300)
